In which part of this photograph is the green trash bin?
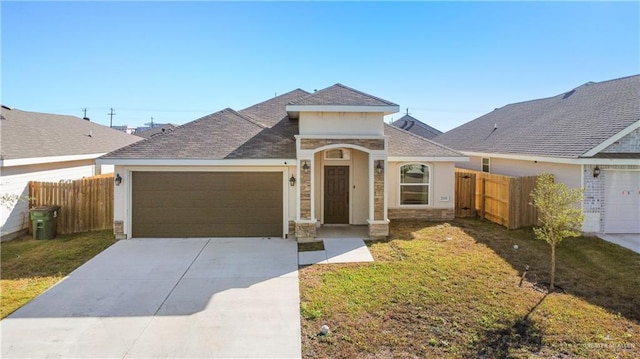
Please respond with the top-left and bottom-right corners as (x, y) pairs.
(30, 205), (61, 240)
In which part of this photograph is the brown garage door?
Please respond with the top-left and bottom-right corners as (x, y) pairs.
(132, 172), (283, 238)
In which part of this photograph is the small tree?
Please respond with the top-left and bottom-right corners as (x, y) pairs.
(531, 173), (584, 291)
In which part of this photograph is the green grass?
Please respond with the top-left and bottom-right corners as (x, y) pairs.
(1, 230), (117, 319)
(299, 219), (640, 358)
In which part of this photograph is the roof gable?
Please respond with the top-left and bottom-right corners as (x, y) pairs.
(0, 107), (141, 161)
(289, 83), (397, 107)
(434, 75), (640, 158)
(391, 114), (443, 139)
(286, 83), (399, 117)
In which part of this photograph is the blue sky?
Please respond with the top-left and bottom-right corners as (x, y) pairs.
(2, 1), (638, 131)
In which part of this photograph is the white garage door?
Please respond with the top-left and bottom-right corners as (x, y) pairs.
(604, 171), (640, 233)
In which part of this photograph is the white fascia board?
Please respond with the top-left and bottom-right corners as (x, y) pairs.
(1, 153), (105, 167)
(95, 158), (298, 166)
(463, 151), (640, 165)
(389, 156), (469, 162)
(285, 105), (399, 115)
(581, 120), (640, 157)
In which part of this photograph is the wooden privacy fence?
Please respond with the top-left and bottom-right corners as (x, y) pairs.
(455, 169), (539, 229)
(29, 174), (114, 234)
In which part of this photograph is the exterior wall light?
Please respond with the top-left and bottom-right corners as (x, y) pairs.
(114, 173), (123, 186)
(376, 160), (384, 174)
(289, 175), (296, 186)
(302, 161), (310, 174)
(593, 166), (600, 178)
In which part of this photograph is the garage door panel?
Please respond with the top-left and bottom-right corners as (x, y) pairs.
(132, 172), (283, 238)
(604, 171), (640, 234)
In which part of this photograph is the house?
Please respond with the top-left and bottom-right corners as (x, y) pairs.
(391, 113), (443, 139)
(0, 106), (142, 240)
(434, 75), (640, 235)
(98, 84), (466, 240)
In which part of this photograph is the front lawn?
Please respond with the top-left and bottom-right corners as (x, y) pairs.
(0, 230), (117, 319)
(300, 219), (640, 358)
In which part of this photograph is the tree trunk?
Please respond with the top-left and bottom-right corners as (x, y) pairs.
(550, 244), (556, 291)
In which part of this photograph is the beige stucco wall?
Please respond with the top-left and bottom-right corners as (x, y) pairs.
(461, 156), (582, 189)
(299, 112), (384, 136)
(387, 161), (456, 210)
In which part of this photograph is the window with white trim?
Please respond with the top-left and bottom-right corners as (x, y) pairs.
(400, 164), (430, 205)
(482, 157), (490, 173)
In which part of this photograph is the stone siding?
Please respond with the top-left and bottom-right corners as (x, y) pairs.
(295, 221), (317, 242)
(368, 222), (389, 239)
(288, 220), (296, 237)
(300, 161), (311, 219)
(374, 163), (385, 220)
(601, 128), (640, 153)
(388, 208), (455, 221)
(301, 138), (384, 151)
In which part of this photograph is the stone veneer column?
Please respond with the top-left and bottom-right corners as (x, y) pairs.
(295, 159), (317, 241)
(368, 159), (389, 239)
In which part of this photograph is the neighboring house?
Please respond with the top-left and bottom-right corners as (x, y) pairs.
(0, 106), (142, 240)
(434, 75), (640, 235)
(135, 124), (177, 139)
(391, 114), (443, 139)
(99, 84), (466, 240)
(111, 125), (139, 135)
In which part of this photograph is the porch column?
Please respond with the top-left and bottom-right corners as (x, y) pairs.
(295, 157), (317, 241)
(368, 155), (389, 239)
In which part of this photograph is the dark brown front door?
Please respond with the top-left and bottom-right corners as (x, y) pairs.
(324, 166), (349, 224)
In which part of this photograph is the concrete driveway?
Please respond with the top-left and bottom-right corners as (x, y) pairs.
(1, 238), (301, 358)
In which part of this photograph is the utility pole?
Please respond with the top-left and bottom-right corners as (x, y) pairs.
(108, 108), (116, 128)
(150, 117), (154, 128)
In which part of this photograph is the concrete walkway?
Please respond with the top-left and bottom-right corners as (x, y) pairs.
(299, 238), (374, 265)
(1, 238), (301, 359)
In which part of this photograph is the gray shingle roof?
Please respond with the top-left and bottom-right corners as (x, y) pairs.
(102, 107), (299, 160)
(102, 85), (462, 161)
(391, 114), (443, 139)
(135, 124), (177, 139)
(386, 124), (462, 157)
(240, 89), (309, 127)
(434, 75), (640, 158)
(0, 107), (141, 161)
(288, 83), (398, 107)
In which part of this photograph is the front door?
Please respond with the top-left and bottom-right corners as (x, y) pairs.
(324, 166), (349, 224)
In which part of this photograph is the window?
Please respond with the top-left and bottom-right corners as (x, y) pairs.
(324, 149), (350, 160)
(400, 164), (430, 205)
(482, 157), (490, 173)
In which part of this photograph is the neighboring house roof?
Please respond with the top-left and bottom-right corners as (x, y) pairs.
(391, 114), (443, 139)
(385, 124), (462, 158)
(135, 124), (177, 139)
(0, 106), (141, 163)
(102, 84), (463, 161)
(434, 75), (640, 158)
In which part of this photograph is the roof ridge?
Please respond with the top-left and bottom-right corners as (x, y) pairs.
(243, 88), (310, 110)
(288, 83), (398, 106)
(333, 83), (398, 106)
(384, 123), (460, 154)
